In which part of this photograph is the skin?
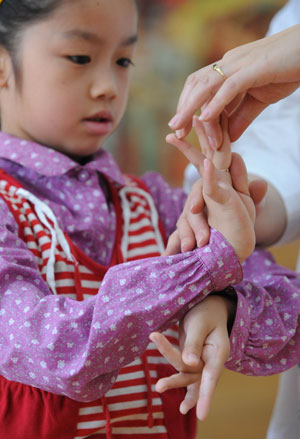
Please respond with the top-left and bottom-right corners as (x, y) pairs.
(168, 24), (300, 146)
(0, 0), (138, 159)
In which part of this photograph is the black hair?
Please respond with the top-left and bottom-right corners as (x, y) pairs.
(0, 0), (62, 69)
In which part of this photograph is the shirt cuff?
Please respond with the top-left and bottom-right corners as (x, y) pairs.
(195, 228), (243, 291)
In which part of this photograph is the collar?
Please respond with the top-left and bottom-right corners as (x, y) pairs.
(0, 131), (125, 185)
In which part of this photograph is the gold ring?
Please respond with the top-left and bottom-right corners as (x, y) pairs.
(212, 63), (226, 80)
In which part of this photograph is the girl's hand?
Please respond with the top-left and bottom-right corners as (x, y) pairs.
(166, 116), (261, 262)
(168, 24), (300, 146)
(165, 115), (232, 255)
(150, 294), (235, 420)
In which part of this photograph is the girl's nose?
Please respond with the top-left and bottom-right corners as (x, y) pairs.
(89, 71), (117, 101)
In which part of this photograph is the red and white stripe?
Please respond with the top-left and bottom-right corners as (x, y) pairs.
(0, 177), (179, 439)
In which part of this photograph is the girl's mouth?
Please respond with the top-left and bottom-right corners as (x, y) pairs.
(83, 112), (113, 135)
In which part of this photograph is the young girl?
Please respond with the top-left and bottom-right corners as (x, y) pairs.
(0, 1), (256, 439)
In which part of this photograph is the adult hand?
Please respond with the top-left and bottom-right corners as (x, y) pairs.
(168, 24), (300, 146)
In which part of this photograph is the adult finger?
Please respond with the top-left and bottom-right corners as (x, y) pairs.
(212, 113), (231, 171)
(169, 65), (224, 132)
(164, 231), (181, 256)
(228, 93), (267, 141)
(199, 70), (254, 123)
(224, 92), (245, 117)
(229, 153), (250, 196)
(176, 214), (197, 252)
(166, 134), (206, 175)
(177, 210), (210, 250)
(249, 179), (268, 206)
(186, 179), (204, 214)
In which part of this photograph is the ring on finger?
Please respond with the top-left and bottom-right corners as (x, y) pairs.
(212, 63), (227, 80)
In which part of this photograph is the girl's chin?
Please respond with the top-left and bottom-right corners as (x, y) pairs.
(62, 141), (104, 159)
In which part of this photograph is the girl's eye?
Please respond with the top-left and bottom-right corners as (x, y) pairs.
(117, 58), (134, 68)
(67, 55), (91, 65)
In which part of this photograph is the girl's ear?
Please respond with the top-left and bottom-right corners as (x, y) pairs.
(0, 47), (11, 88)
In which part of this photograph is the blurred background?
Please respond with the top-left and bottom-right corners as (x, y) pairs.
(108, 0), (299, 437)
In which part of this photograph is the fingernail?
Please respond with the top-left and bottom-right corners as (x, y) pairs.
(208, 136), (218, 150)
(199, 108), (210, 121)
(168, 115), (179, 128)
(176, 129), (185, 139)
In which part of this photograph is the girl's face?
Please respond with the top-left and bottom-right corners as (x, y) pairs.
(0, 0), (138, 158)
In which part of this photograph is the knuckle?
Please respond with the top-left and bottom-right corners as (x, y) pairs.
(186, 73), (198, 87)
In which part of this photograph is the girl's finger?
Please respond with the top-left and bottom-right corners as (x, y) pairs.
(181, 320), (206, 368)
(166, 134), (206, 174)
(202, 159), (228, 205)
(155, 371), (202, 393)
(149, 332), (183, 371)
(196, 334), (230, 420)
(180, 382), (201, 415)
(192, 116), (213, 160)
(202, 118), (223, 150)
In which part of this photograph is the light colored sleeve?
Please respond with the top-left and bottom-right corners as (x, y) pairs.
(232, 0), (300, 245)
(266, 0), (300, 36)
(232, 87), (300, 246)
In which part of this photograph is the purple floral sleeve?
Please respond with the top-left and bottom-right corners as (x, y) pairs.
(0, 196), (242, 401)
(227, 249), (300, 375)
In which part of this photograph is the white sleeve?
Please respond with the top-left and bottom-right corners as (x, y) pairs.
(232, 89), (300, 246)
(232, 0), (300, 245)
(266, 0), (300, 35)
